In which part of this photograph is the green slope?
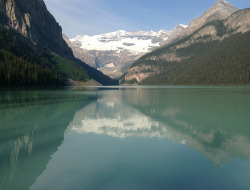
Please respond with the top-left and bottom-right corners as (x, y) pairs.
(52, 53), (90, 82)
(0, 25), (89, 87)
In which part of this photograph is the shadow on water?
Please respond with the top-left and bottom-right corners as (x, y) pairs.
(0, 89), (96, 190)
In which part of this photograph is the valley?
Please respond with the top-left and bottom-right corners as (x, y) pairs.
(0, 1), (250, 189)
(65, 25), (186, 78)
(0, 0), (249, 86)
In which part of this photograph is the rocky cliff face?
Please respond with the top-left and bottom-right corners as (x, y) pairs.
(172, 0), (238, 41)
(0, 0), (117, 85)
(1, 0), (73, 57)
(63, 34), (96, 68)
(224, 8), (250, 34)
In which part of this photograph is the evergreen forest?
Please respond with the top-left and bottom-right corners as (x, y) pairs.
(0, 24), (89, 87)
(139, 31), (250, 85)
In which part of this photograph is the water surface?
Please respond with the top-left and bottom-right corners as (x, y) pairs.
(0, 87), (250, 190)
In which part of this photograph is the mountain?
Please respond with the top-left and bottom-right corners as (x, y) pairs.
(0, 0), (117, 86)
(66, 25), (187, 79)
(120, 1), (250, 85)
(173, 0), (238, 40)
(63, 34), (96, 68)
(1, 0), (72, 57)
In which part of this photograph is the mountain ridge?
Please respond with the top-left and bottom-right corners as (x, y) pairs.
(120, 2), (250, 85)
(2, 0), (73, 57)
(164, 0), (238, 45)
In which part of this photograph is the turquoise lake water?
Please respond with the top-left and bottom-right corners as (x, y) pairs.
(0, 87), (250, 190)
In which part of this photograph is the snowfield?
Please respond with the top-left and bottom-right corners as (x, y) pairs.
(70, 24), (187, 55)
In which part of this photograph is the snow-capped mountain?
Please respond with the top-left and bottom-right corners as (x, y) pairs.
(65, 24), (187, 78)
(71, 25), (186, 54)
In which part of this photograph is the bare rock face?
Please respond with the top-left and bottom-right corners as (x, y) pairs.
(224, 8), (250, 34)
(5, 0), (31, 38)
(94, 50), (140, 79)
(172, 0), (238, 41)
(63, 35), (96, 68)
(1, 0), (73, 57)
(123, 66), (156, 84)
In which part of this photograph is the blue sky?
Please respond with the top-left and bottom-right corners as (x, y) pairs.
(43, 0), (250, 38)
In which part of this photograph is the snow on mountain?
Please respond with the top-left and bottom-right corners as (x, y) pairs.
(180, 24), (188, 28)
(70, 25), (187, 55)
(66, 24), (187, 78)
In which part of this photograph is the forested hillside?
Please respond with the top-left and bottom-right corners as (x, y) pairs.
(0, 25), (89, 87)
(140, 31), (250, 85)
(121, 8), (250, 85)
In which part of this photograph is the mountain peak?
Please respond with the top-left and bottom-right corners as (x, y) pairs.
(215, 0), (227, 3)
(214, 0), (232, 5)
(208, 0), (238, 15)
(215, 0), (230, 5)
(175, 0), (238, 39)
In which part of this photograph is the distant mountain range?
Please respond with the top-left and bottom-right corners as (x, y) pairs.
(65, 25), (187, 78)
(120, 0), (250, 85)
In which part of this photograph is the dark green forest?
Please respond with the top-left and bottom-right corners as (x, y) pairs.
(139, 31), (250, 85)
(0, 24), (89, 87)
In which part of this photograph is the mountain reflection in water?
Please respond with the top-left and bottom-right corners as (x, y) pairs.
(1, 87), (250, 190)
(0, 89), (95, 190)
(68, 87), (250, 167)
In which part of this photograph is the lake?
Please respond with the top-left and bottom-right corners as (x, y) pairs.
(0, 86), (250, 190)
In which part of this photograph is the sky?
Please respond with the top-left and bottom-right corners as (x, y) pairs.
(43, 0), (250, 38)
